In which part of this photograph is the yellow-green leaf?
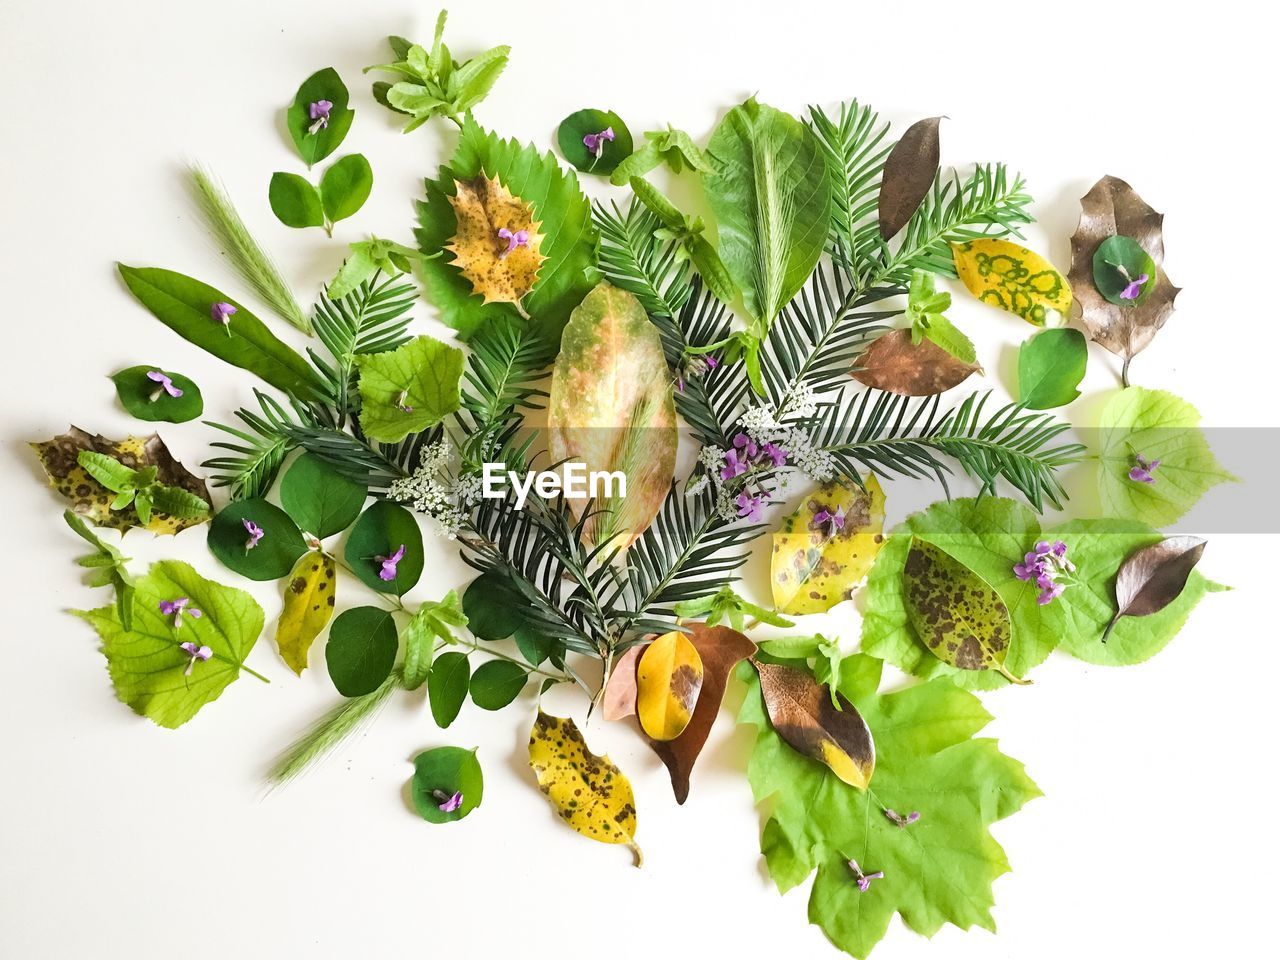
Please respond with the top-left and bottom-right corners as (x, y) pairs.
(771, 476), (887, 615)
(951, 238), (1072, 326)
(274, 550), (336, 675)
(445, 175), (545, 305)
(636, 630), (704, 741)
(528, 711), (642, 866)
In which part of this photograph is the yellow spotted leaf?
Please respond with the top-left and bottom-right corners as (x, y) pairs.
(771, 476), (887, 615)
(528, 711), (642, 866)
(275, 550), (337, 675)
(951, 238), (1072, 326)
(752, 659), (875, 790)
(636, 631), (704, 741)
(445, 175), (545, 306)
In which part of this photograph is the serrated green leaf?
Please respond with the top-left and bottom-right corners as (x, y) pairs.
(354, 335), (463, 442)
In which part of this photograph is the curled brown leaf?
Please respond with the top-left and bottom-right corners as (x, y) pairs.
(851, 329), (982, 396)
(1103, 536), (1206, 641)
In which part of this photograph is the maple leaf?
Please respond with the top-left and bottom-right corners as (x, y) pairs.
(738, 654), (1041, 959)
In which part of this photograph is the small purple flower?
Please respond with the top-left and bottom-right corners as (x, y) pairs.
(145, 370), (183, 401)
(242, 518), (264, 552)
(1036, 580), (1066, 606)
(395, 389), (414, 413)
(1119, 273), (1150, 301)
(375, 544), (406, 582)
(884, 809), (921, 828)
(308, 99), (333, 134)
(179, 640), (213, 676)
(434, 790), (464, 813)
(847, 859), (884, 892)
(582, 127), (615, 159)
(735, 492), (766, 523)
(210, 301), (237, 336)
(761, 442), (789, 468)
(497, 227), (530, 259)
(732, 432), (759, 460)
(720, 449), (748, 481)
(812, 504), (846, 538)
(159, 597), (203, 629)
(1128, 453), (1161, 485)
(704, 355), (719, 370)
(1013, 540), (1075, 606)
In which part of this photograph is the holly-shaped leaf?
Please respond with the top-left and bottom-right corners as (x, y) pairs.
(444, 175), (545, 306)
(951, 238), (1072, 326)
(354, 335), (464, 443)
(739, 655), (1041, 959)
(73, 560), (265, 729)
(275, 550), (337, 675)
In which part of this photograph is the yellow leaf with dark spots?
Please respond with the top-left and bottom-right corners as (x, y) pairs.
(445, 175), (545, 306)
(528, 711), (642, 866)
(636, 630), (704, 741)
(951, 238), (1072, 326)
(275, 549), (336, 675)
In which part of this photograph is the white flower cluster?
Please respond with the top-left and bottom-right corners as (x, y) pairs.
(387, 440), (477, 539)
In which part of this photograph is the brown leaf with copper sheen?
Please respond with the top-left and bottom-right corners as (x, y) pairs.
(601, 644), (644, 722)
(648, 624), (756, 804)
(1103, 536), (1206, 641)
(1068, 175), (1181, 380)
(751, 658), (875, 790)
(851, 329), (982, 396)
(878, 117), (942, 240)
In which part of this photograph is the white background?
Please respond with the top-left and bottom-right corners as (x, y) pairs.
(1, 1), (1276, 957)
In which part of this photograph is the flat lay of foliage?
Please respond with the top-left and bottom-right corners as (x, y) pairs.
(32, 9), (1235, 959)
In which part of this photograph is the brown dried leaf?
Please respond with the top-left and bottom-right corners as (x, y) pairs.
(1068, 175), (1181, 381)
(445, 175), (546, 306)
(878, 117), (941, 240)
(851, 329), (982, 396)
(601, 644), (644, 722)
(1103, 536), (1206, 641)
(751, 658), (875, 790)
(30, 426), (211, 535)
(648, 624), (756, 804)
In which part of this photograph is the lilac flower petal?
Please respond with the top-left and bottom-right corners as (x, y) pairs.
(705, 355), (719, 369)
(210, 302), (238, 325)
(437, 791), (464, 813)
(1119, 274), (1149, 300)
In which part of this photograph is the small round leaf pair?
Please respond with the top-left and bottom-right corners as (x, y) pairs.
(409, 746), (483, 824)
(269, 155), (373, 231)
(208, 499), (308, 580)
(110, 366), (203, 423)
(557, 108), (632, 175)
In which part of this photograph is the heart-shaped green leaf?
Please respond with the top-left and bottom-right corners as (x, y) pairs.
(410, 746), (484, 823)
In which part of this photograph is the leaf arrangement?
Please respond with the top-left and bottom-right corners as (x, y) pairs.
(33, 10), (1234, 960)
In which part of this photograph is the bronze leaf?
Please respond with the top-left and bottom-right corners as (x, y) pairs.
(1103, 536), (1206, 641)
(878, 117), (942, 241)
(601, 644), (644, 722)
(851, 329), (982, 396)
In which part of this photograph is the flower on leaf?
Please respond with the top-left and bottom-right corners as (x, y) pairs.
(242, 518), (264, 552)
(1013, 539), (1077, 606)
(210, 301), (236, 336)
(582, 127), (615, 159)
(376, 544), (406, 582)
(884, 809), (921, 828)
(145, 371), (183, 400)
(496, 226), (529, 259)
(159, 597), (202, 629)
(1120, 273), (1150, 301)
(308, 99), (333, 134)
(434, 789), (464, 812)
(847, 859), (885, 893)
(1128, 452), (1161, 485)
(179, 640), (213, 676)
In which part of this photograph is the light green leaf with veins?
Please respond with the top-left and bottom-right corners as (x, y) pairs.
(355, 335), (464, 442)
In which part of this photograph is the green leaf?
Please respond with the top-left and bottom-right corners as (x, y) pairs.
(327, 237), (418, 300)
(410, 746), (484, 823)
(147, 484), (211, 520)
(704, 97), (830, 333)
(1018, 328), (1087, 409)
(904, 269), (976, 364)
(354, 335), (464, 442)
(64, 510), (135, 629)
(207, 498), (308, 581)
(343, 500), (424, 596)
(319, 154), (373, 224)
(325, 606), (398, 697)
(268, 172), (324, 229)
(286, 67), (353, 167)
(1098, 387), (1236, 526)
(557, 108), (633, 175)
(514, 626), (562, 667)
(279, 453), (367, 539)
(77, 450), (140, 493)
(110, 366), (203, 423)
(401, 590), (467, 691)
(1093, 235), (1156, 306)
(427, 651), (470, 728)
(415, 117), (599, 345)
(117, 265), (328, 402)
(462, 571), (527, 640)
(609, 126), (715, 186)
(469, 659), (528, 710)
(738, 655), (1041, 959)
(73, 560), (264, 729)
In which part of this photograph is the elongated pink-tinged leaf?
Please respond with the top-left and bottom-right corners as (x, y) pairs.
(547, 282), (677, 550)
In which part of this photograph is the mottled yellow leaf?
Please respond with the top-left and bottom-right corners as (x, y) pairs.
(951, 238), (1072, 326)
(275, 550), (336, 675)
(445, 175), (545, 306)
(771, 476), (887, 615)
(528, 711), (642, 866)
(636, 631), (704, 741)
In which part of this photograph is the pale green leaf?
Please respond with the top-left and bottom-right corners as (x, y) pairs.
(354, 335), (464, 442)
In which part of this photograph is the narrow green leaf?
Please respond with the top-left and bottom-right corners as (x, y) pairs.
(427, 651), (470, 728)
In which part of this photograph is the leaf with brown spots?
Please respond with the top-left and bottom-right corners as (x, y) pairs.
(851, 330), (981, 396)
(648, 623), (755, 803)
(878, 116), (942, 241)
(528, 711), (642, 866)
(1068, 175), (1180, 385)
(601, 643), (644, 721)
(636, 630), (704, 741)
(752, 659), (875, 789)
(274, 549), (336, 675)
(771, 476), (888, 615)
(445, 175), (545, 306)
(30, 426), (211, 535)
(902, 537), (1027, 684)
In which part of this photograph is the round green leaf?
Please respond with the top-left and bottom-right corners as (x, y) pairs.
(320, 154), (373, 223)
(325, 606), (398, 697)
(279, 453), (367, 539)
(462, 572), (527, 640)
(514, 626), (560, 667)
(557, 108), (633, 175)
(1017, 328), (1087, 410)
(110, 365), (203, 423)
(269, 172), (324, 229)
(469, 660), (528, 710)
(410, 746), (483, 823)
(1092, 235), (1157, 306)
(286, 67), (354, 168)
(427, 651), (470, 728)
(343, 501), (423, 596)
(208, 499), (307, 581)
